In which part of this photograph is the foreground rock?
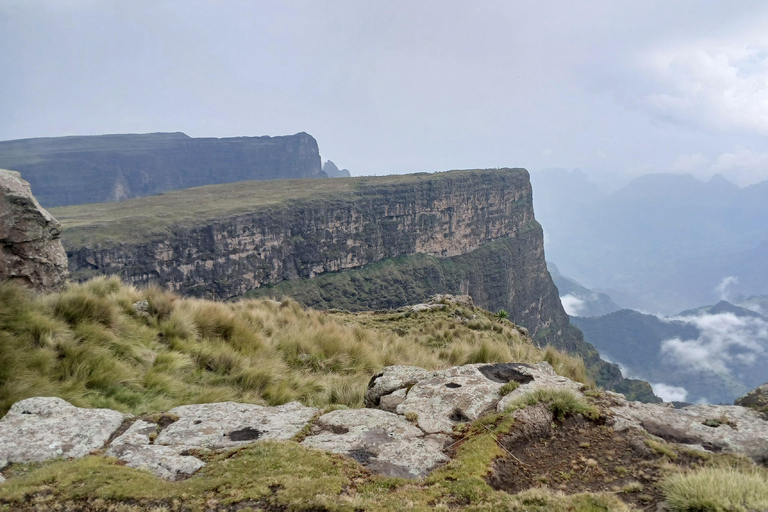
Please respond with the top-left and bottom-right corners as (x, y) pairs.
(302, 409), (450, 478)
(370, 362), (565, 434)
(611, 398), (768, 464)
(0, 169), (68, 291)
(0, 397), (125, 464)
(107, 401), (320, 480)
(735, 382), (768, 414)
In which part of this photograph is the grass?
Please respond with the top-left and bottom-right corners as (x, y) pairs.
(503, 388), (600, 421)
(0, 276), (589, 416)
(50, 168), (526, 247)
(662, 466), (768, 512)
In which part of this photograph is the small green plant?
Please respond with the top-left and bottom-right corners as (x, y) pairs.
(645, 439), (678, 460)
(405, 411), (419, 423)
(495, 309), (509, 320)
(621, 481), (643, 493)
(498, 381), (521, 397)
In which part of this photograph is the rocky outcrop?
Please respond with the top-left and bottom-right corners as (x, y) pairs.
(0, 397), (126, 465)
(322, 160), (351, 178)
(736, 383), (768, 414)
(0, 132), (324, 207)
(1, 363), (767, 485)
(0, 170), (68, 291)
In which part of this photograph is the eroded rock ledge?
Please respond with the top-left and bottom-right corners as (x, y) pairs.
(1, 363), (766, 483)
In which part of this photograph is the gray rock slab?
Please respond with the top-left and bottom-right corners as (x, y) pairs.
(301, 408), (449, 478)
(107, 443), (204, 481)
(0, 397), (126, 464)
(0, 474), (5, 484)
(156, 401), (319, 450)
(496, 362), (584, 413)
(611, 401), (768, 463)
(365, 366), (434, 408)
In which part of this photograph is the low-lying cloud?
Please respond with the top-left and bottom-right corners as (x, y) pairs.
(660, 312), (768, 377)
(651, 383), (689, 402)
(560, 294), (585, 316)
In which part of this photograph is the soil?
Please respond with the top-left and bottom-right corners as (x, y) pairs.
(487, 414), (703, 509)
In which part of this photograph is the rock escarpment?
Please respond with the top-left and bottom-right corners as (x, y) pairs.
(736, 382), (768, 415)
(0, 169), (68, 291)
(1, 362), (765, 485)
(0, 132), (323, 207)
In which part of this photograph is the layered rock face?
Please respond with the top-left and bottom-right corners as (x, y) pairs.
(0, 169), (68, 291)
(0, 132), (323, 207)
(63, 169), (561, 335)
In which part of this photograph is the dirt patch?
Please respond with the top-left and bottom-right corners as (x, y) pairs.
(488, 414), (702, 509)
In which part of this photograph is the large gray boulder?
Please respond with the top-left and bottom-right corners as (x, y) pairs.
(0, 169), (68, 291)
(0, 397), (126, 464)
(368, 362), (563, 434)
(106, 420), (204, 481)
(301, 408), (450, 478)
(155, 401), (319, 450)
(611, 398), (768, 464)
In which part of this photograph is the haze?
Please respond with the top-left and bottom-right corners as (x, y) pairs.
(3, 0), (768, 187)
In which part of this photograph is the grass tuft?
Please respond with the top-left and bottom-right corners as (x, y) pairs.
(503, 388), (600, 421)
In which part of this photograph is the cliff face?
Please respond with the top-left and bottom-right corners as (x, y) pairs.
(0, 132), (323, 207)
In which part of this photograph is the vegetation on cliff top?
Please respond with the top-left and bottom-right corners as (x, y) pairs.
(0, 275), (585, 416)
(50, 168), (527, 247)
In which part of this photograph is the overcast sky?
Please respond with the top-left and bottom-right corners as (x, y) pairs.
(2, 1), (768, 186)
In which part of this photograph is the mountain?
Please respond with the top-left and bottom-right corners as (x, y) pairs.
(322, 160), (352, 177)
(571, 301), (768, 404)
(548, 262), (622, 317)
(531, 169), (768, 314)
(51, 168), (657, 401)
(0, 132), (323, 207)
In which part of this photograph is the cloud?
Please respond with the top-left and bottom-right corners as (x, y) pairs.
(651, 383), (688, 402)
(714, 276), (738, 301)
(710, 147), (768, 186)
(660, 312), (768, 375)
(560, 294), (585, 316)
(639, 33), (768, 135)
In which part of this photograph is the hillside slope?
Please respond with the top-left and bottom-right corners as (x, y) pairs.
(0, 132), (323, 207)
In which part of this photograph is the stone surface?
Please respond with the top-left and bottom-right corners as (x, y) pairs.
(0, 169), (68, 291)
(301, 408), (449, 478)
(364, 366), (434, 408)
(0, 397), (126, 464)
(611, 401), (768, 464)
(0, 474), (4, 484)
(155, 401), (319, 450)
(735, 382), (768, 413)
(396, 363), (543, 434)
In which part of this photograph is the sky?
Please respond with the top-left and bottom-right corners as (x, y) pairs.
(2, 1), (768, 186)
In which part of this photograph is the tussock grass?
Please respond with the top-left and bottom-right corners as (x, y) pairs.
(503, 388), (600, 420)
(662, 466), (768, 512)
(0, 277), (590, 416)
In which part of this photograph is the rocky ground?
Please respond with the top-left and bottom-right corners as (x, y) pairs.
(1, 360), (766, 511)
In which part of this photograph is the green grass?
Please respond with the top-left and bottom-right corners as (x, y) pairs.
(503, 388), (600, 421)
(662, 466), (768, 512)
(0, 276), (588, 416)
(51, 168), (526, 247)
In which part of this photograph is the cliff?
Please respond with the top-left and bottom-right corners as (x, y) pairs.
(54, 169), (657, 400)
(0, 132), (323, 207)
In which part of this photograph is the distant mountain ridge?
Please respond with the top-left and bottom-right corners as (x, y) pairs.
(0, 132), (323, 207)
(531, 170), (768, 313)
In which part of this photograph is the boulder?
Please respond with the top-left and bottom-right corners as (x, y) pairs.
(106, 420), (204, 481)
(0, 169), (68, 291)
(735, 383), (768, 413)
(389, 362), (561, 434)
(364, 365), (434, 408)
(155, 401), (319, 450)
(301, 408), (449, 478)
(611, 401), (768, 464)
(0, 397), (126, 464)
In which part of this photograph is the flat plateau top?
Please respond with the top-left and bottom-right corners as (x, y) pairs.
(49, 168), (525, 247)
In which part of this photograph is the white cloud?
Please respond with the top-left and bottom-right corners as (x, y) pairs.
(714, 276), (738, 301)
(660, 312), (768, 375)
(651, 383), (688, 402)
(640, 33), (768, 135)
(560, 294), (585, 316)
(710, 147), (768, 186)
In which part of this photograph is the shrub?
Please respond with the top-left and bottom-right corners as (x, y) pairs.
(495, 309), (509, 320)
